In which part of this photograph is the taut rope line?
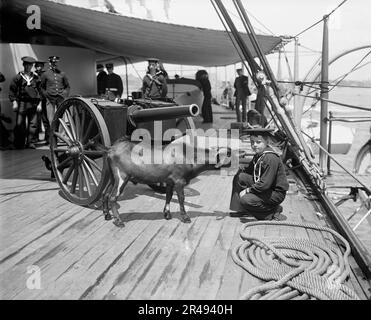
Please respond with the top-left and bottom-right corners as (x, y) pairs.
(232, 220), (360, 300)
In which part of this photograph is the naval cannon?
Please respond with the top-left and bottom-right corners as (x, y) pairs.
(49, 97), (199, 206)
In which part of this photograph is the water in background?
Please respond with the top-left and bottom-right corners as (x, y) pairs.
(307, 87), (371, 251)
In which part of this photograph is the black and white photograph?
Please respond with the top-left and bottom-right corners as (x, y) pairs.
(0, 0), (370, 305)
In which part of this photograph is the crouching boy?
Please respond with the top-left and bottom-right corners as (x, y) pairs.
(230, 127), (289, 220)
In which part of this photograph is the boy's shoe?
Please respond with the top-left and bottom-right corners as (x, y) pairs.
(271, 205), (287, 221)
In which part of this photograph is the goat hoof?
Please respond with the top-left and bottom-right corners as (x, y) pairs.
(104, 214), (112, 221)
(113, 219), (125, 228)
(164, 211), (172, 220)
(180, 215), (191, 223)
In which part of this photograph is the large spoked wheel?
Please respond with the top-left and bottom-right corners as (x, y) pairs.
(354, 140), (371, 174)
(147, 116), (197, 194)
(50, 97), (111, 206)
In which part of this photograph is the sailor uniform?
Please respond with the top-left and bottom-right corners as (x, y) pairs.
(97, 70), (108, 95)
(40, 67), (70, 129)
(105, 73), (123, 97)
(9, 71), (41, 148)
(230, 145), (289, 220)
(234, 73), (251, 122)
(142, 73), (167, 99)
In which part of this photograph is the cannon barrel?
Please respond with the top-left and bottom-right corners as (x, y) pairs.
(128, 104), (199, 124)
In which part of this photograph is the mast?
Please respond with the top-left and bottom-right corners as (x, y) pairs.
(293, 37), (301, 126)
(319, 15), (329, 173)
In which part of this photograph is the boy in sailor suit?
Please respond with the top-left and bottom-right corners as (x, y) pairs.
(230, 127), (289, 220)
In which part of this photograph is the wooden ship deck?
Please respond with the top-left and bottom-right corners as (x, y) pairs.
(0, 104), (370, 300)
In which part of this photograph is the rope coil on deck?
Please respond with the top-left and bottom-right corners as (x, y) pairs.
(232, 221), (360, 300)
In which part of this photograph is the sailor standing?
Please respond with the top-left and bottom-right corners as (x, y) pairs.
(234, 68), (251, 122)
(34, 60), (50, 143)
(105, 63), (123, 99)
(96, 63), (107, 96)
(9, 56), (41, 149)
(40, 56), (70, 139)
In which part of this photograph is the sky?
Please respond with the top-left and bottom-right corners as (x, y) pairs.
(65, 0), (371, 81)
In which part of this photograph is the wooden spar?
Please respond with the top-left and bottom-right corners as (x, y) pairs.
(319, 15), (329, 173)
(293, 37), (302, 126)
(124, 57), (129, 99)
(276, 48), (282, 80)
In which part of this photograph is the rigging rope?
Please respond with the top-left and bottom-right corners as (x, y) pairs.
(232, 220), (360, 300)
(293, 0), (349, 38)
(328, 50), (371, 93)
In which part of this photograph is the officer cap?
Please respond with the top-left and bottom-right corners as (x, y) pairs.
(105, 63), (114, 68)
(48, 56), (60, 63)
(21, 56), (36, 64)
(35, 61), (45, 66)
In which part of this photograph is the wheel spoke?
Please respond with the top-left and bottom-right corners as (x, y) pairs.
(81, 163), (92, 196)
(80, 107), (86, 140)
(63, 163), (75, 184)
(65, 109), (77, 140)
(82, 120), (95, 144)
(83, 160), (99, 186)
(54, 131), (72, 146)
(78, 166), (84, 198)
(59, 118), (75, 142)
(83, 155), (102, 173)
(54, 147), (69, 153)
(73, 106), (81, 140)
(57, 156), (72, 171)
(71, 162), (79, 194)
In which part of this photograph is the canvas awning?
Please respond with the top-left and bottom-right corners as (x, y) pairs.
(1, 0), (282, 67)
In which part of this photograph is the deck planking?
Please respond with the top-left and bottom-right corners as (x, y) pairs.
(1, 105), (370, 300)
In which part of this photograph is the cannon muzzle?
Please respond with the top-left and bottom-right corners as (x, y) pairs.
(128, 104), (199, 125)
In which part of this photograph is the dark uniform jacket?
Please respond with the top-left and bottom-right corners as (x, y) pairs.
(234, 75), (251, 97)
(40, 68), (70, 100)
(97, 70), (108, 95)
(9, 72), (41, 103)
(106, 73), (123, 97)
(243, 146), (289, 194)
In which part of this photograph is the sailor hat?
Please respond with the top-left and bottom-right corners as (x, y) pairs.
(147, 58), (159, 63)
(48, 56), (60, 63)
(21, 56), (36, 64)
(245, 125), (274, 137)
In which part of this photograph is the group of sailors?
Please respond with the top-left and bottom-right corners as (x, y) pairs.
(1, 55), (70, 149)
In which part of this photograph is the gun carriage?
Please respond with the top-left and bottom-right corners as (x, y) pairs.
(49, 96), (199, 206)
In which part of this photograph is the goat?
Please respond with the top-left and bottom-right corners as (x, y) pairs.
(101, 136), (232, 227)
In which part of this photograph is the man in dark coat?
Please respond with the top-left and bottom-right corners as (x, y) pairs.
(234, 68), (251, 122)
(96, 63), (107, 96)
(34, 60), (50, 143)
(40, 56), (70, 140)
(9, 56), (41, 148)
(230, 127), (289, 220)
(196, 70), (213, 123)
(105, 63), (123, 99)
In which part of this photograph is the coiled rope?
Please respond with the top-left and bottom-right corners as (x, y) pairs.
(232, 220), (360, 300)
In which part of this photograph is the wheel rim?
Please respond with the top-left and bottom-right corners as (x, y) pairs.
(50, 97), (111, 206)
(354, 144), (371, 175)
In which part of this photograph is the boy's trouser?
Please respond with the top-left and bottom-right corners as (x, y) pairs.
(230, 170), (286, 220)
